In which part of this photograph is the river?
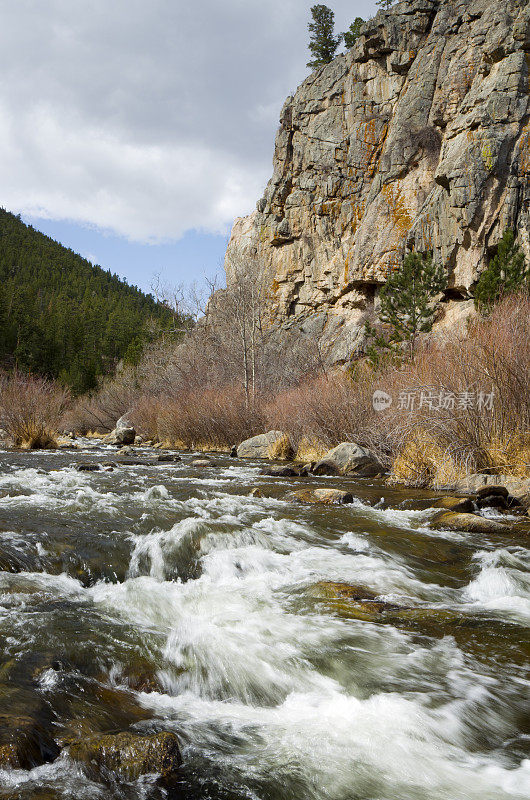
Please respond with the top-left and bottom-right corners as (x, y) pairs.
(0, 442), (529, 799)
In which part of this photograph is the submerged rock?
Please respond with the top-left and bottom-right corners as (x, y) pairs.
(313, 443), (383, 477)
(69, 730), (182, 784)
(286, 487), (355, 505)
(157, 453), (182, 463)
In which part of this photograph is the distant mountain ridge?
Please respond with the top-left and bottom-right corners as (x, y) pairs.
(0, 208), (173, 392)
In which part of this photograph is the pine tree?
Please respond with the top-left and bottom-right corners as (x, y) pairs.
(307, 5), (342, 70)
(343, 17), (364, 48)
(366, 251), (447, 360)
(474, 229), (528, 314)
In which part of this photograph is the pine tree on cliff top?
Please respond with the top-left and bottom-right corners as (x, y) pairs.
(307, 5), (341, 70)
(366, 252), (447, 361)
(343, 18), (364, 48)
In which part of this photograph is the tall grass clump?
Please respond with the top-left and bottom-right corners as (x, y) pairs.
(0, 372), (70, 448)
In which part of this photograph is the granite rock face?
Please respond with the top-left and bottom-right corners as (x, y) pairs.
(225, 0), (530, 363)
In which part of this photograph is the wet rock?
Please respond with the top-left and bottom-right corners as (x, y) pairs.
(299, 463), (316, 477)
(117, 445), (134, 455)
(431, 511), (512, 535)
(473, 485), (526, 513)
(286, 487), (355, 505)
(248, 488), (263, 498)
(76, 463), (101, 472)
(55, 680), (152, 747)
(310, 582), (471, 629)
(0, 684), (59, 769)
(313, 443), (383, 477)
(261, 465), (300, 477)
(157, 453), (182, 463)
(191, 458), (213, 467)
(236, 431), (292, 459)
(432, 496), (475, 513)
(69, 730), (182, 784)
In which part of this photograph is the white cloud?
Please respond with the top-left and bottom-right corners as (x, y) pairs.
(0, 0), (378, 243)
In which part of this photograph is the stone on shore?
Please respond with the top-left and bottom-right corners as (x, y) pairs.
(237, 431), (292, 459)
(104, 415), (136, 447)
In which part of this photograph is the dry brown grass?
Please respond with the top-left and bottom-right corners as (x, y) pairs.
(0, 372), (70, 449)
(294, 436), (329, 463)
(266, 433), (293, 461)
(390, 431), (469, 488)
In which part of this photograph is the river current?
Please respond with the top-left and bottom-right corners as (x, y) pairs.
(0, 442), (529, 799)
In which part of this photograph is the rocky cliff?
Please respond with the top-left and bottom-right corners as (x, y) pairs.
(224, 0), (530, 363)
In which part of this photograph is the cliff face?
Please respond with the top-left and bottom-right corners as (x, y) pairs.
(225, 0), (530, 363)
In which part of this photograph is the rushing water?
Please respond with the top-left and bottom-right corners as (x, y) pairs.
(0, 442), (529, 800)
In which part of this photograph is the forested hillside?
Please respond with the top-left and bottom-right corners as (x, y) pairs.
(0, 209), (175, 392)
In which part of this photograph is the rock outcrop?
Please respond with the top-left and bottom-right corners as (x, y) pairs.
(225, 0), (530, 363)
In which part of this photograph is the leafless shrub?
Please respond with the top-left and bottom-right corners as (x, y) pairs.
(155, 386), (266, 450)
(65, 370), (138, 433)
(265, 364), (390, 462)
(0, 372), (70, 448)
(411, 125), (442, 157)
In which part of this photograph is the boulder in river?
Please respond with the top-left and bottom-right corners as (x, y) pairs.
(69, 730), (182, 784)
(286, 488), (355, 505)
(237, 431), (292, 459)
(312, 442), (383, 477)
(191, 458), (214, 467)
(431, 511), (512, 535)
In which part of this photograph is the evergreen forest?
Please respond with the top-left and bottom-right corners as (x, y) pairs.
(0, 209), (176, 393)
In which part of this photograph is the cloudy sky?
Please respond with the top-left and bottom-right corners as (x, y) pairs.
(0, 0), (378, 291)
